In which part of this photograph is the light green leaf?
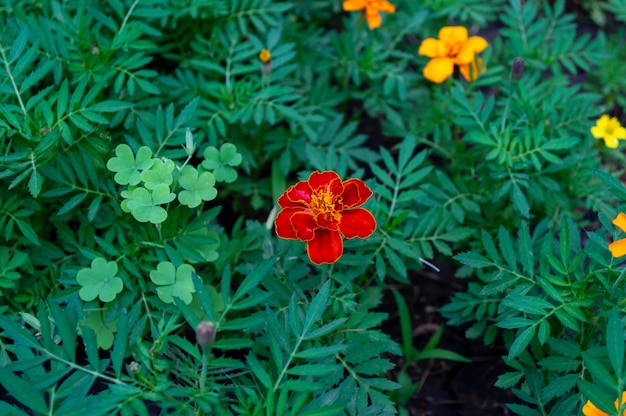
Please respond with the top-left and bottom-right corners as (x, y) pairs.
(177, 166), (217, 208)
(77, 257), (124, 302)
(106, 144), (154, 185)
(140, 158), (175, 190)
(149, 262), (195, 304)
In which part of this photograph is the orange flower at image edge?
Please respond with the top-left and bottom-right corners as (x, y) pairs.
(275, 171), (376, 265)
(582, 391), (626, 416)
(343, 0), (396, 30)
(609, 213), (626, 258)
(418, 26), (488, 84)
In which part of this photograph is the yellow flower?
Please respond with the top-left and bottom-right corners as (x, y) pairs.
(258, 48), (271, 64)
(459, 57), (486, 82)
(609, 213), (626, 258)
(591, 115), (626, 148)
(342, 0), (396, 30)
(582, 391), (626, 416)
(418, 26), (488, 84)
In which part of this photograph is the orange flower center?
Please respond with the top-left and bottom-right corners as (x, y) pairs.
(309, 187), (342, 223)
(444, 40), (461, 57)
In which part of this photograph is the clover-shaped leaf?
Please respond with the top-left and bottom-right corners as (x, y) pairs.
(77, 257), (124, 302)
(178, 166), (218, 208)
(84, 312), (118, 350)
(149, 262), (195, 304)
(125, 184), (176, 224)
(202, 143), (241, 183)
(106, 144), (155, 186)
(120, 187), (136, 213)
(140, 158), (175, 190)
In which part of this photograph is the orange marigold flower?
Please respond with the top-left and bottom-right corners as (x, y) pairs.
(582, 391), (626, 416)
(609, 213), (626, 258)
(591, 115), (626, 148)
(343, 0), (396, 30)
(418, 26), (488, 84)
(275, 171), (377, 265)
(258, 48), (271, 64)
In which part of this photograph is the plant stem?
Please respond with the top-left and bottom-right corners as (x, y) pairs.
(200, 348), (209, 395)
(0, 42), (27, 116)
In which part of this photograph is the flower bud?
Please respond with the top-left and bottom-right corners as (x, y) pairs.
(510, 57), (524, 82)
(195, 321), (216, 348)
(128, 361), (140, 374)
(258, 48), (272, 75)
(184, 128), (195, 156)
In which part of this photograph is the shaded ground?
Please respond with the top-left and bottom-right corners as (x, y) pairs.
(384, 264), (518, 416)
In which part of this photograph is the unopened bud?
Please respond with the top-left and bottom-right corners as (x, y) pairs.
(196, 321), (216, 348)
(129, 361), (140, 374)
(184, 128), (195, 156)
(510, 57), (524, 82)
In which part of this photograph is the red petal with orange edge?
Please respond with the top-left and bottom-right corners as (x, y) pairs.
(339, 208), (376, 239)
(307, 229), (343, 264)
(342, 178), (373, 208)
(282, 181), (312, 206)
(275, 208), (302, 239)
(308, 171), (341, 191)
(291, 212), (318, 241)
(316, 212), (340, 231)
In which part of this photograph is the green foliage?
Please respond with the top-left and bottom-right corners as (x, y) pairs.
(1, 0), (625, 415)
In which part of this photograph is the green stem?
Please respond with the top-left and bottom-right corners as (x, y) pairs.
(200, 348), (209, 394)
(0, 42), (27, 116)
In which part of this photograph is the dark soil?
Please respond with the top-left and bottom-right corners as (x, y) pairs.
(384, 263), (519, 416)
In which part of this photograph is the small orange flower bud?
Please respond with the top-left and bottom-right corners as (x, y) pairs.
(258, 48), (271, 64)
(258, 49), (272, 75)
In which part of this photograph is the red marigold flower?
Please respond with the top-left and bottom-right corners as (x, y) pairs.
(275, 171), (377, 265)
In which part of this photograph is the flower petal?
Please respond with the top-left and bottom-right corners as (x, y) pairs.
(365, 10), (382, 29)
(343, 0), (366, 11)
(275, 208), (302, 239)
(418, 38), (446, 58)
(591, 125), (605, 139)
(459, 58), (485, 82)
(455, 36), (488, 64)
(438, 26), (468, 44)
(604, 136), (619, 148)
(609, 238), (626, 258)
(597, 114), (610, 128)
(422, 58), (454, 83)
(615, 126), (626, 139)
(342, 178), (373, 208)
(291, 212), (318, 241)
(307, 229), (343, 264)
(339, 208), (376, 239)
(612, 212), (626, 232)
(281, 180), (312, 206)
(308, 171), (342, 192)
(316, 212), (340, 231)
(582, 400), (608, 416)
